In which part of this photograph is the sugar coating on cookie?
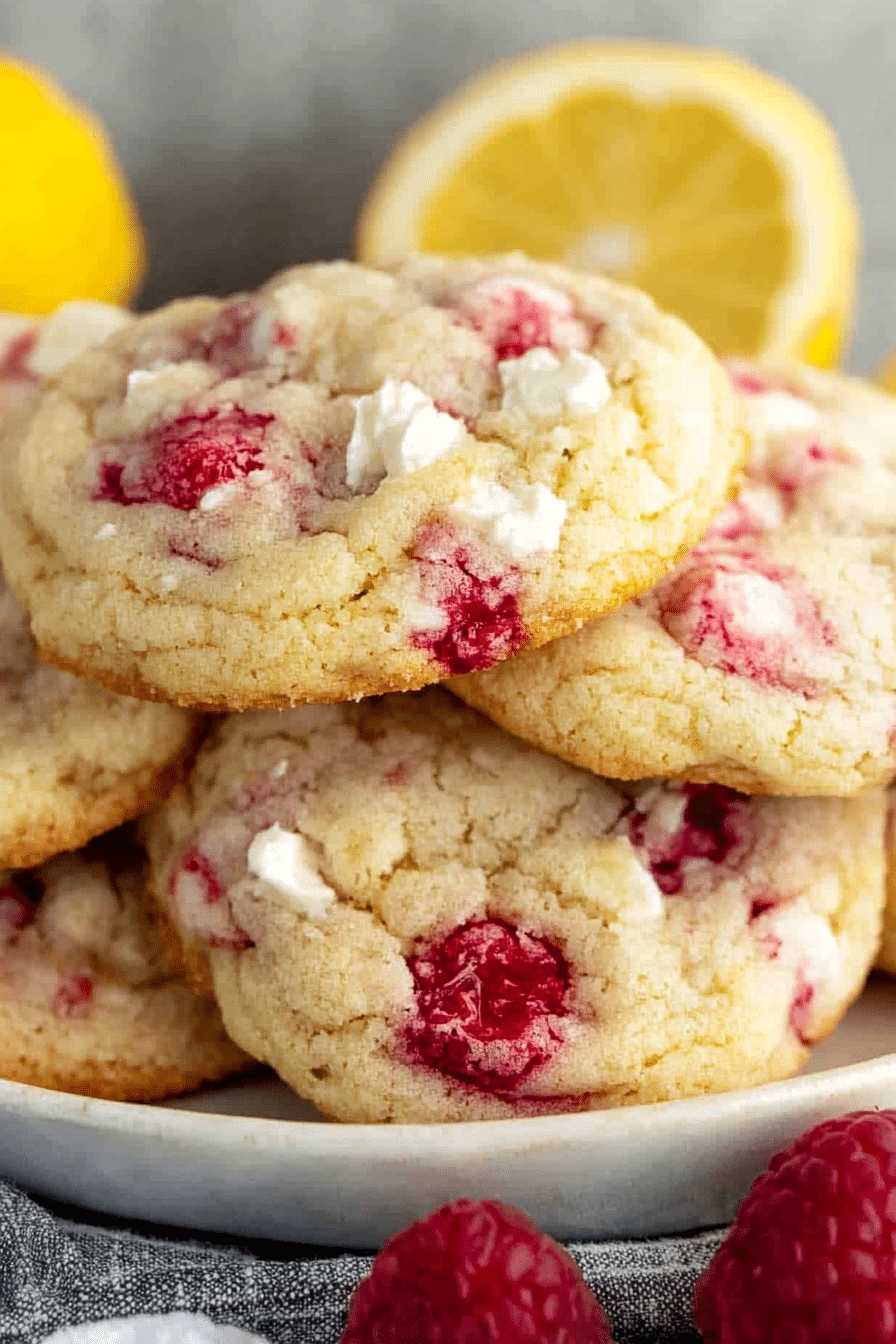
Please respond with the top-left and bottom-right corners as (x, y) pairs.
(451, 360), (896, 796)
(0, 830), (250, 1100)
(143, 691), (884, 1123)
(0, 570), (196, 868)
(1, 256), (744, 708)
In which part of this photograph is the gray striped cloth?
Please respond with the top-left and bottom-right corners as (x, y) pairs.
(0, 1180), (721, 1342)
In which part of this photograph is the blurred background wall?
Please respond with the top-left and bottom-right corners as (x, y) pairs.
(1, 0), (893, 371)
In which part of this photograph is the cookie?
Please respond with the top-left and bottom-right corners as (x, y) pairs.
(0, 829), (251, 1101)
(0, 302), (132, 420)
(0, 314), (39, 417)
(451, 360), (896, 796)
(877, 788), (896, 976)
(0, 565), (197, 869)
(0, 303), (197, 867)
(0, 256), (745, 709)
(143, 690), (884, 1123)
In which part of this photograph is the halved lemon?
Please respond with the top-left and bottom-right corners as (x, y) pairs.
(0, 56), (144, 313)
(357, 41), (859, 366)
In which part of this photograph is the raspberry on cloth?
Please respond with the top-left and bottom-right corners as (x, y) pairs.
(695, 1109), (896, 1342)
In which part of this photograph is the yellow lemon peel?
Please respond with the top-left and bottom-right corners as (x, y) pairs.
(357, 40), (859, 367)
(0, 56), (144, 313)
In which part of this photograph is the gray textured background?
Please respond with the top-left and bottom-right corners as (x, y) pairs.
(1, 0), (894, 372)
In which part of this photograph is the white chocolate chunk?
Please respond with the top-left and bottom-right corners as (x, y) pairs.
(247, 824), (336, 920)
(746, 391), (823, 439)
(450, 478), (567, 557)
(499, 348), (611, 417)
(346, 379), (464, 492)
(27, 301), (131, 377)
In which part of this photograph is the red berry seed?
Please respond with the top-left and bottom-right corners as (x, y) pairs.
(404, 918), (571, 1096)
(340, 1198), (615, 1344)
(694, 1110), (896, 1343)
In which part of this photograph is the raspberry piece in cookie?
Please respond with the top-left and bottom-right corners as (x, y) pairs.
(655, 545), (836, 696)
(0, 302), (131, 421)
(624, 782), (753, 895)
(143, 690), (885, 1123)
(0, 830), (251, 1100)
(410, 522), (527, 675)
(404, 918), (571, 1092)
(451, 358), (896, 795)
(96, 407), (273, 511)
(438, 274), (593, 362)
(0, 304), (196, 870)
(0, 255), (744, 709)
(0, 316), (38, 413)
(169, 846), (254, 952)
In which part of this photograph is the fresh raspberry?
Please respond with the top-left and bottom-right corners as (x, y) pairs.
(404, 918), (571, 1095)
(340, 1198), (615, 1344)
(96, 406), (273, 511)
(694, 1110), (896, 1342)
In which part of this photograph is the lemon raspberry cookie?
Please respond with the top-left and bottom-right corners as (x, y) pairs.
(0, 567), (196, 868)
(1, 256), (744, 709)
(0, 301), (196, 866)
(143, 690), (883, 1123)
(452, 360), (896, 796)
(0, 301), (131, 420)
(0, 829), (250, 1100)
(876, 788), (896, 976)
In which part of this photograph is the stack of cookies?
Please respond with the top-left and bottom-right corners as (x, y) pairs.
(0, 303), (251, 1100)
(1, 255), (893, 1122)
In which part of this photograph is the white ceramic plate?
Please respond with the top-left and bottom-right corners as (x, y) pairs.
(1, 977), (895, 1248)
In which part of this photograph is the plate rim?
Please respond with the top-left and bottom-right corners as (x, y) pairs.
(3, 1048), (896, 1153)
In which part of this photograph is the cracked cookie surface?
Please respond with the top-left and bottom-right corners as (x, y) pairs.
(0, 306), (197, 868)
(0, 256), (744, 709)
(451, 361), (896, 795)
(0, 569), (196, 867)
(143, 690), (884, 1123)
(0, 829), (251, 1100)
